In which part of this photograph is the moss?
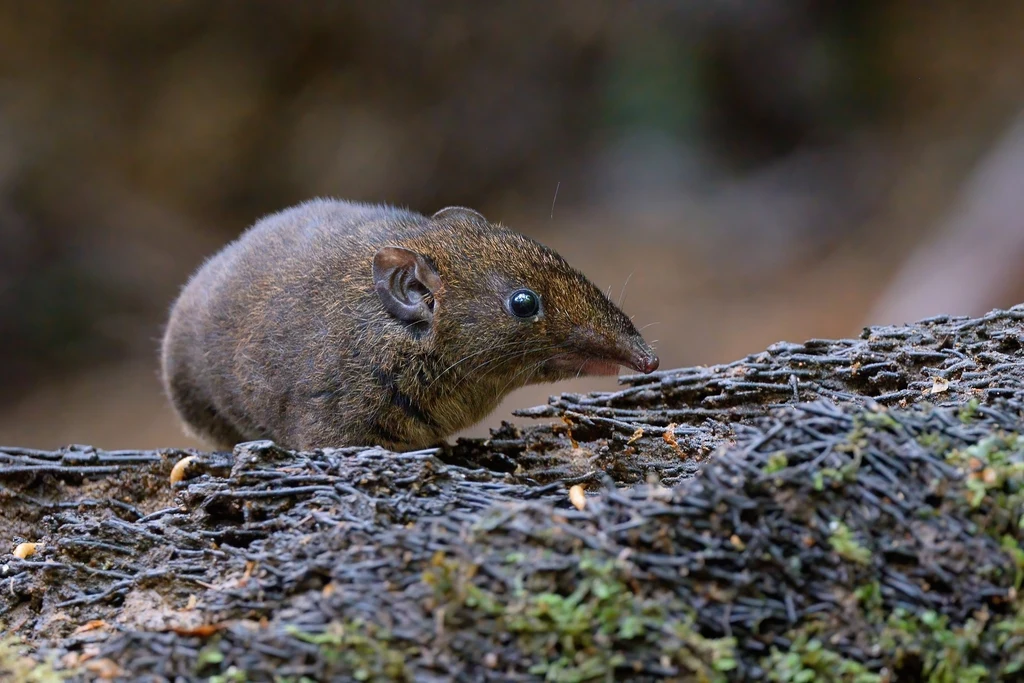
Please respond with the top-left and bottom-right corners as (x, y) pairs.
(915, 430), (951, 453)
(959, 399), (981, 423)
(765, 451), (789, 474)
(827, 521), (872, 565)
(284, 621), (410, 682)
(197, 643), (250, 683)
(853, 580), (883, 620)
(770, 421), (1024, 680)
(762, 634), (880, 683)
(194, 620), (411, 682)
(208, 665), (248, 683)
(423, 551), (736, 682)
(880, 609), (989, 683)
(1000, 535), (1024, 590)
(813, 433), (866, 492)
(769, 601), (1024, 683)
(946, 433), (1024, 538)
(0, 637), (69, 683)
(858, 410), (900, 432)
(992, 601), (1024, 676)
(769, 596), (1024, 682)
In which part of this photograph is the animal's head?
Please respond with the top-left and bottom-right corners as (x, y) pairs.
(371, 206), (658, 392)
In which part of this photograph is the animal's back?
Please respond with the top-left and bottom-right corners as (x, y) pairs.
(161, 199), (426, 448)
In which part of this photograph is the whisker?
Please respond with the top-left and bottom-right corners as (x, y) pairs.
(494, 350), (570, 400)
(638, 321), (661, 332)
(575, 358), (587, 380)
(618, 271), (634, 307)
(447, 342), (567, 396)
(428, 338), (540, 390)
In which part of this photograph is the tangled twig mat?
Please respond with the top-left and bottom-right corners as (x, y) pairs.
(4, 306), (1024, 681)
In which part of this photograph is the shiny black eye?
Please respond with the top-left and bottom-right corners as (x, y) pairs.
(508, 289), (540, 318)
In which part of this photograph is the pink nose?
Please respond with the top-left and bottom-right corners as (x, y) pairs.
(634, 354), (659, 373)
(643, 355), (660, 373)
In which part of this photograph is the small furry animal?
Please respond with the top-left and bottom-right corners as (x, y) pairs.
(161, 199), (659, 451)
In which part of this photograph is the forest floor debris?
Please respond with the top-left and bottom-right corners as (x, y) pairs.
(3, 305), (1024, 681)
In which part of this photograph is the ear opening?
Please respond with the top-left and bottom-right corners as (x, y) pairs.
(372, 246), (442, 327)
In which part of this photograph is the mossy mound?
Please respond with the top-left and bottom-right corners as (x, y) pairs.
(3, 306), (1024, 681)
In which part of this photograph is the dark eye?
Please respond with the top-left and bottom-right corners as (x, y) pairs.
(508, 289), (541, 318)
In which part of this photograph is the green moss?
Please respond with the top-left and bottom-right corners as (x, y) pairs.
(193, 639), (242, 682)
(0, 637), (69, 683)
(196, 643), (226, 670)
(880, 609), (989, 683)
(828, 521), (871, 565)
(858, 410), (900, 432)
(945, 433), (1024, 536)
(763, 634), (880, 683)
(284, 621), (410, 681)
(992, 601), (1024, 676)
(208, 665), (248, 683)
(424, 551), (736, 682)
(812, 434), (866, 492)
(1000, 535), (1024, 589)
(765, 451), (789, 474)
(196, 619), (411, 682)
(915, 430), (951, 453)
(853, 580), (883, 618)
(959, 399), (981, 423)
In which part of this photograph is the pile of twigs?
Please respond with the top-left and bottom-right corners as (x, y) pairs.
(2, 305), (1024, 681)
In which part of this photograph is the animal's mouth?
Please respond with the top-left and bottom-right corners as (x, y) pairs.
(545, 346), (659, 378)
(545, 354), (624, 377)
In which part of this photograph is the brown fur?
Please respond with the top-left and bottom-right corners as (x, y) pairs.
(160, 199), (657, 451)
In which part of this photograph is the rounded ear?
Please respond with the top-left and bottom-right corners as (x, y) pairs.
(372, 246), (442, 325)
(432, 206), (488, 226)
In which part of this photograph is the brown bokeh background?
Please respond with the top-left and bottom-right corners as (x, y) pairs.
(2, 2), (1023, 450)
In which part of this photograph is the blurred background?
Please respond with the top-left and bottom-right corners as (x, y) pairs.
(1, 1), (1023, 450)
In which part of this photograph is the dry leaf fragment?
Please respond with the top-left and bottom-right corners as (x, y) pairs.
(83, 658), (126, 680)
(240, 560), (256, 586)
(627, 427), (644, 445)
(663, 423), (680, 451)
(73, 619), (111, 634)
(561, 416), (579, 448)
(169, 623), (224, 637)
(568, 485), (587, 511)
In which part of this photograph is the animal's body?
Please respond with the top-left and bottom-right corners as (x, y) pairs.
(161, 199), (658, 451)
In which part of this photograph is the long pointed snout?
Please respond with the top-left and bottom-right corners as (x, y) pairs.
(560, 326), (659, 376)
(620, 336), (659, 374)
